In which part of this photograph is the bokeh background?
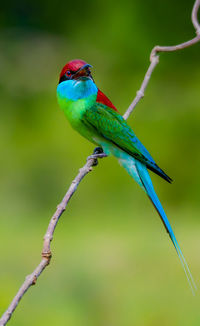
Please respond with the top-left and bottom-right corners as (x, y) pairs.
(1, 0), (200, 325)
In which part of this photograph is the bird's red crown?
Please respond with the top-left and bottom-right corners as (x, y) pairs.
(59, 59), (87, 79)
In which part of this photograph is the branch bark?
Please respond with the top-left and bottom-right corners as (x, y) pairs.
(0, 1), (200, 325)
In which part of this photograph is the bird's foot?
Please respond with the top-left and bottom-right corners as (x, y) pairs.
(93, 147), (104, 155)
(87, 147), (107, 166)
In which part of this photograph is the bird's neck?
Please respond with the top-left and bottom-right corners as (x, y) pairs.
(57, 78), (98, 129)
(57, 79), (98, 101)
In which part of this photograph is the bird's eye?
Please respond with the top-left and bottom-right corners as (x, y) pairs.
(66, 71), (71, 76)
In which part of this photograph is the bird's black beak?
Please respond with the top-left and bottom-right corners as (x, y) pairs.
(72, 64), (93, 79)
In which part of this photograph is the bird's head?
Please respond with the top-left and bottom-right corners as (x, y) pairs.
(59, 59), (93, 84)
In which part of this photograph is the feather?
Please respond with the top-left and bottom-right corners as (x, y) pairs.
(84, 102), (172, 182)
(96, 89), (118, 112)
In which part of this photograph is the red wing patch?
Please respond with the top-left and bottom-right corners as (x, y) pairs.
(96, 89), (119, 112)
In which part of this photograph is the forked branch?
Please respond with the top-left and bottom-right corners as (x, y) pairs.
(0, 1), (200, 325)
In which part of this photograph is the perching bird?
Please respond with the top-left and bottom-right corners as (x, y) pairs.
(57, 59), (196, 293)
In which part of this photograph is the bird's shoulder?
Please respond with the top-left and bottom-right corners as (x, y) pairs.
(96, 89), (119, 112)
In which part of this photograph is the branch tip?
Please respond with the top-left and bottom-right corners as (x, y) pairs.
(192, 0), (200, 34)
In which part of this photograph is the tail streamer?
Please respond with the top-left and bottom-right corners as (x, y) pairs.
(135, 160), (196, 294)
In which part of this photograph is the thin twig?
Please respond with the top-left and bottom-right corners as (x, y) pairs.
(0, 158), (97, 326)
(124, 0), (200, 120)
(192, 0), (200, 34)
(0, 1), (200, 325)
(123, 56), (159, 120)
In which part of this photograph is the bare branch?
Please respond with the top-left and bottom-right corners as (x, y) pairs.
(123, 56), (159, 120)
(0, 1), (200, 325)
(0, 158), (96, 326)
(192, 0), (200, 34)
(124, 0), (200, 120)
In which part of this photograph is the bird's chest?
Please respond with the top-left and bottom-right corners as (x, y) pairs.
(57, 79), (97, 128)
(58, 98), (91, 128)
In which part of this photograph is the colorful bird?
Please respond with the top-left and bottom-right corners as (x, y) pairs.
(57, 59), (196, 293)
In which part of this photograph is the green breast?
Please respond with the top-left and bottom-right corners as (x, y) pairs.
(57, 94), (99, 144)
(57, 94), (96, 127)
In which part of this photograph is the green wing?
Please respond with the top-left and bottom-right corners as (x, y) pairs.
(83, 103), (172, 183)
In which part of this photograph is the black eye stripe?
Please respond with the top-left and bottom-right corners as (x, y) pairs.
(59, 70), (76, 84)
(59, 74), (69, 83)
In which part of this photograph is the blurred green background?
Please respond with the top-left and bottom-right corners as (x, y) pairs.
(0, 0), (200, 325)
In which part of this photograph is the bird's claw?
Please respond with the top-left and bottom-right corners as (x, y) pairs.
(88, 156), (98, 166)
(93, 147), (104, 155)
(87, 148), (107, 166)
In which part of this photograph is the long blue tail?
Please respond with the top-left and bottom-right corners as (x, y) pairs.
(135, 160), (196, 294)
(104, 144), (196, 293)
